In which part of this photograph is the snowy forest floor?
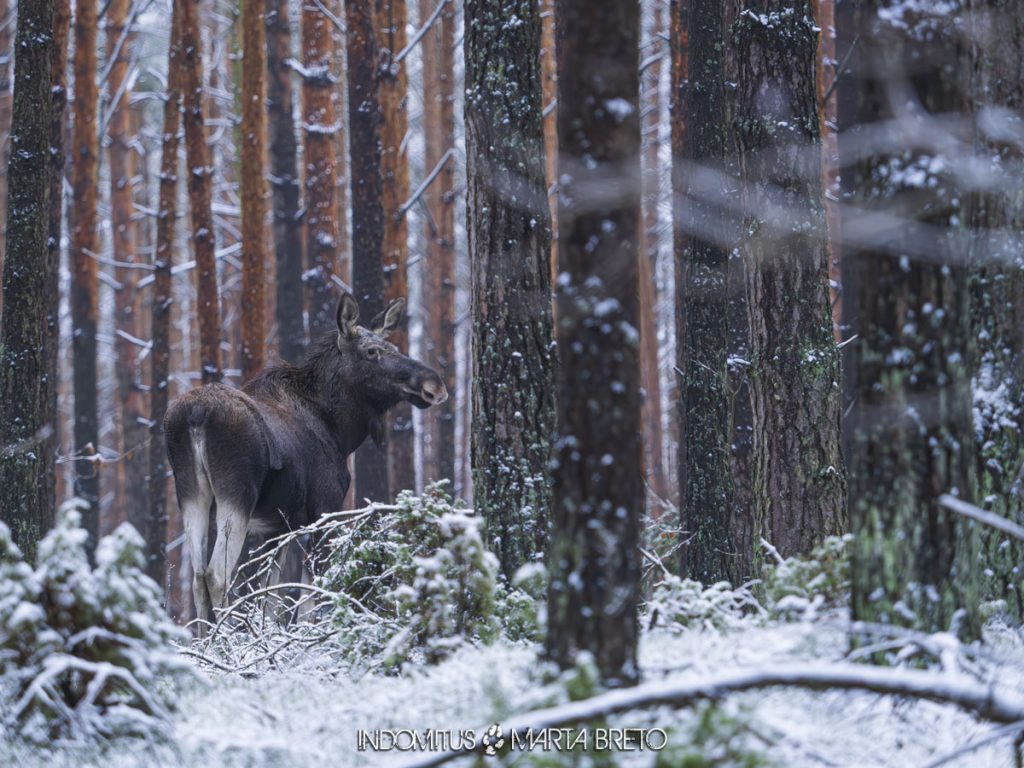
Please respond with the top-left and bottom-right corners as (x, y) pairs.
(4, 609), (1023, 767)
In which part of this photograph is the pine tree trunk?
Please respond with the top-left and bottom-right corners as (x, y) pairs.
(546, 0), (642, 686)
(70, 0), (101, 551)
(640, 0), (667, 512)
(465, 0), (556, 583)
(181, 0), (222, 385)
(330, 0), (349, 288)
(540, 0), (558, 290)
(107, 0), (149, 529)
(45, 0), (71, 533)
(812, 0), (842, 340)
(149, 1), (183, 588)
(265, 0), (305, 364)
(842, 0), (979, 637)
(377, 0), (414, 495)
(732, 0), (845, 557)
(302, 0), (338, 344)
(0, 0), (57, 560)
(0, 0), (14, 311)
(240, 0), (267, 381)
(671, 0), (740, 584)
(420, 0), (456, 486)
(346, 0), (388, 504)
(964, 0), (1024, 622)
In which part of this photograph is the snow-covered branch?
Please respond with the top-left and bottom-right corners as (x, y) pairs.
(397, 662), (1024, 768)
(939, 494), (1024, 542)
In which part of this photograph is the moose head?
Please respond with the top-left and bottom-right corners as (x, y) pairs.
(333, 291), (448, 414)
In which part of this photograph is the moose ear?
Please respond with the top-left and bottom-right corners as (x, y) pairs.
(336, 292), (360, 340)
(372, 297), (406, 338)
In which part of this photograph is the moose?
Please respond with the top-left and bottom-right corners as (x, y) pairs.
(165, 292), (448, 630)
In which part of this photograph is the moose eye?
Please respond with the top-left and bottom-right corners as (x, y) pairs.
(366, 347), (382, 360)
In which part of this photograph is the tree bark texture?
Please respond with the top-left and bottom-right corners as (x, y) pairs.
(0, 0), (14, 310)
(302, 0), (339, 345)
(964, 0), (1024, 622)
(377, 0), (415, 495)
(149, 1), (183, 588)
(421, 0), (457, 486)
(346, 0), (388, 504)
(465, 0), (556, 583)
(181, 0), (222, 385)
(266, 0), (305, 364)
(107, 0), (150, 531)
(671, 0), (742, 584)
(540, 0), (558, 289)
(70, 0), (101, 551)
(842, 0), (979, 636)
(546, 0), (643, 687)
(640, 0), (667, 511)
(812, 0), (843, 340)
(241, 0), (268, 381)
(732, 0), (846, 557)
(0, 0), (57, 560)
(47, 0), (71, 521)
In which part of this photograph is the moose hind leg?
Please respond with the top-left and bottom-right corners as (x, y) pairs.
(206, 502), (251, 616)
(182, 485), (214, 632)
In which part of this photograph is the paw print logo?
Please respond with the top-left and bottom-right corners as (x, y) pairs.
(481, 723), (505, 756)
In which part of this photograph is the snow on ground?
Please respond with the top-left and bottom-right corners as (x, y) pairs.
(3, 610), (1023, 767)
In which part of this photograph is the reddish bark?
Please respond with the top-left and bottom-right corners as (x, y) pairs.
(181, 0), (222, 384)
(240, 0), (268, 380)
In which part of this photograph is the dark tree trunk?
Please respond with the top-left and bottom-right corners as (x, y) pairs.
(346, 0), (388, 504)
(420, 0), (457, 486)
(0, 0), (14, 307)
(545, 0), (642, 686)
(671, 0), (740, 584)
(108, 0), (149, 530)
(465, 0), (556, 582)
(377, 0), (415, 495)
(181, 0), (221, 385)
(265, 0), (305, 364)
(70, 0), (101, 551)
(149, 1), (183, 587)
(964, 0), (1024, 622)
(241, 0), (267, 381)
(301, 0), (338, 344)
(841, 1), (979, 636)
(0, 0), (57, 560)
(732, 0), (845, 557)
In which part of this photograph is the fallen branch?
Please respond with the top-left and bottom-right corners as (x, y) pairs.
(939, 494), (1024, 542)
(396, 662), (1024, 768)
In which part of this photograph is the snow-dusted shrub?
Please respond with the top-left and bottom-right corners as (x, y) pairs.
(495, 561), (547, 642)
(318, 483), (499, 667)
(0, 508), (191, 742)
(647, 576), (764, 631)
(763, 534), (851, 619)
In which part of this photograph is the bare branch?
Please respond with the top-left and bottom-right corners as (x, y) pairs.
(396, 663), (1024, 768)
(395, 0), (449, 65)
(939, 494), (1024, 542)
(399, 148), (456, 218)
